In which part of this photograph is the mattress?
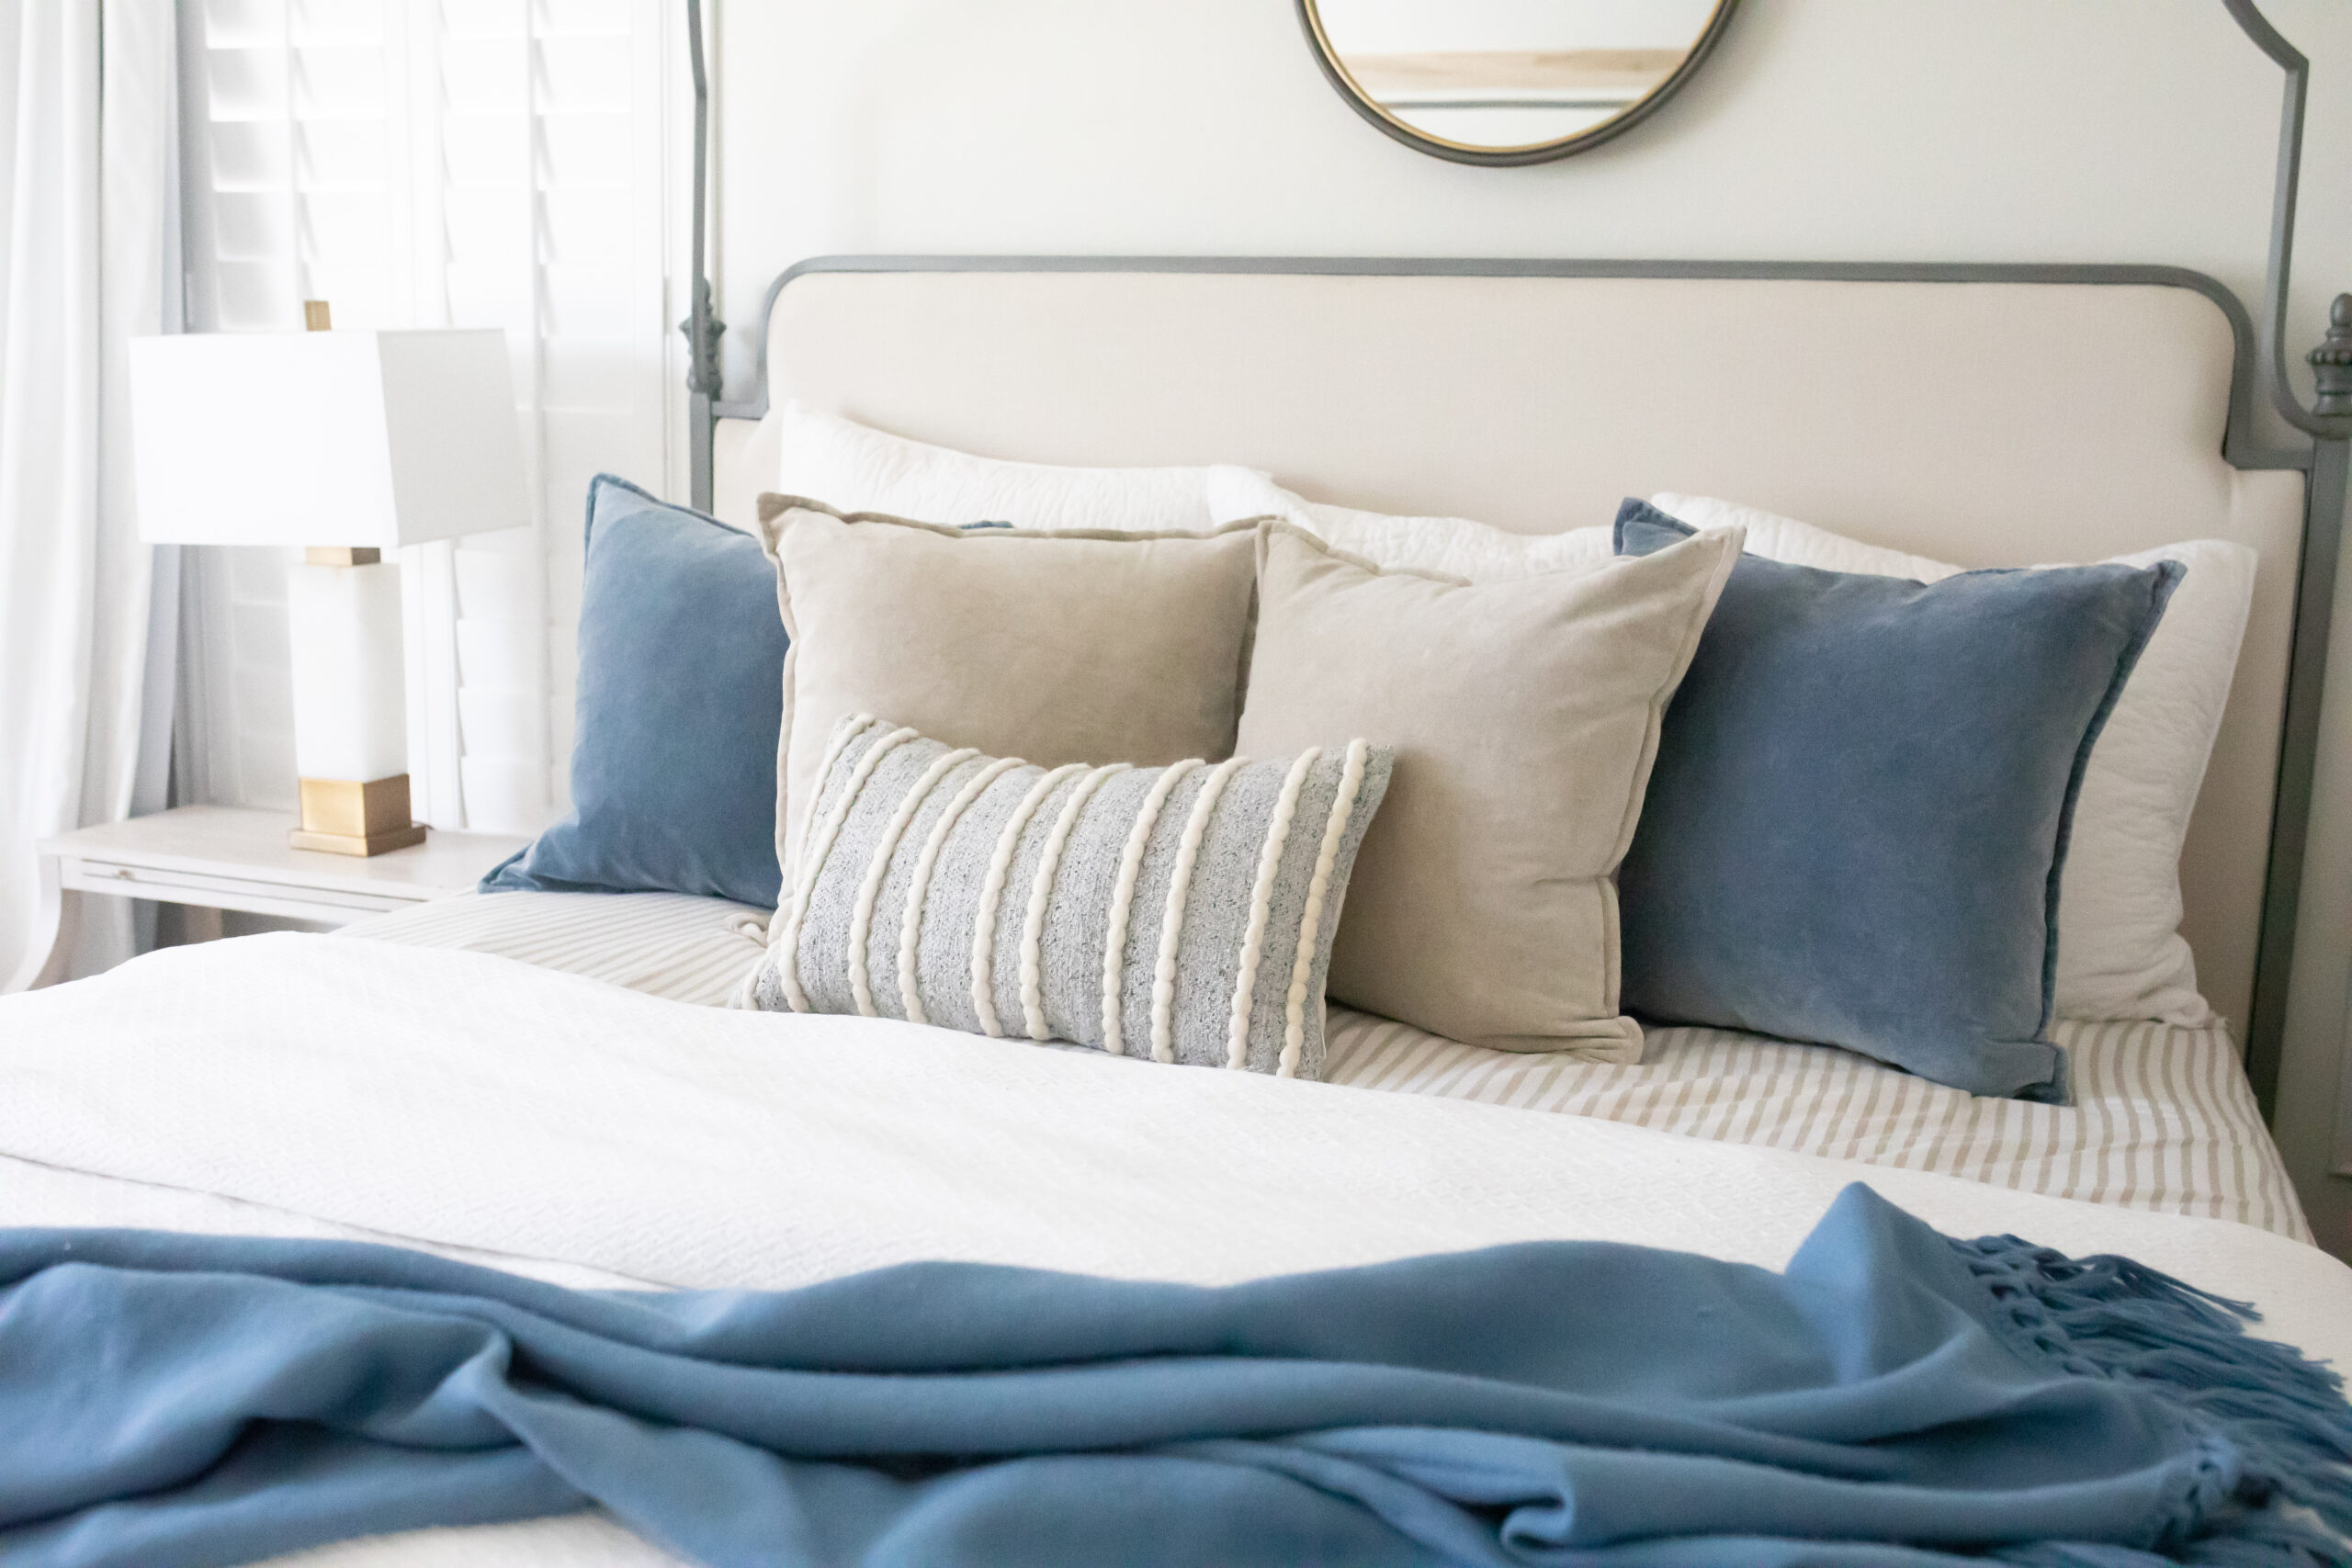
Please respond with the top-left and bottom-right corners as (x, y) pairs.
(342, 889), (2309, 1242)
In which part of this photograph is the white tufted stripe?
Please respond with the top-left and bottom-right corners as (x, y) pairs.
(1151, 757), (1248, 1065)
(970, 763), (1085, 1038)
(1226, 749), (1319, 1070)
(1021, 764), (1130, 1042)
(897, 756), (1023, 1027)
(847, 748), (977, 1018)
(794, 712), (877, 877)
(1281, 739), (1369, 1078)
(775, 722), (914, 1011)
(1101, 760), (1203, 1056)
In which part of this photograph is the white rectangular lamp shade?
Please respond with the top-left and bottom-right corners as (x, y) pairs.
(128, 329), (529, 548)
(129, 328), (530, 852)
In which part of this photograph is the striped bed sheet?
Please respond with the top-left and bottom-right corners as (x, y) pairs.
(340, 890), (2310, 1242)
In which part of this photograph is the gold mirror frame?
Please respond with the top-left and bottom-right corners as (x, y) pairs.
(1296, 0), (1743, 167)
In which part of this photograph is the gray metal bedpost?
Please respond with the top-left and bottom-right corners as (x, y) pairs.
(682, 0), (724, 513)
(2224, 0), (2352, 1116)
(2315, 299), (2352, 420)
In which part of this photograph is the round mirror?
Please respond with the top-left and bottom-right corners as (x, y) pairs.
(1298, 0), (1740, 165)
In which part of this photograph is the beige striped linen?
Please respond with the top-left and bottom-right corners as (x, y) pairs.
(340, 890), (2309, 1242)
(344, 890), (775, 1006)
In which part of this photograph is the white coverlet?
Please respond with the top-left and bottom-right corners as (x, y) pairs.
(3, 933), (2346, 1568)
(2, 934), (2342, 1335)
(345, 891), (2309, 1239)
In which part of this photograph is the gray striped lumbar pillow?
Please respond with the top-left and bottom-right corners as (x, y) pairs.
(747, 714), (1392, 1077)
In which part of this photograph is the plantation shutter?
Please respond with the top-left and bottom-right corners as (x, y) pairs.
(176, 0), (677, 832)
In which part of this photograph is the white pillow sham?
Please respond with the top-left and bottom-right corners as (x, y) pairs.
(1652, 492), (2256, 1029)
(1204, 473), (1613, 581)
(776, 402), (1271, 533)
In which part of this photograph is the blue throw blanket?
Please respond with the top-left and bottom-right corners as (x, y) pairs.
(2, 1184), (2346, 1568)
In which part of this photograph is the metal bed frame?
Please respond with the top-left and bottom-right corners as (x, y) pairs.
(675, 0), (2352, 1121)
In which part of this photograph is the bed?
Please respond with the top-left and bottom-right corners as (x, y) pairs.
(5, 259), (2348, 1565)
(345, 888), (2308, 1241)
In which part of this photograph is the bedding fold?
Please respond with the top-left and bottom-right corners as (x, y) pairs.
(1, 935), (2346, 1371)
(339, 890), (2312, 1241)
(5, 1185), (2348, 1567)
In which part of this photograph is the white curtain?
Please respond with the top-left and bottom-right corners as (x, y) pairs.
(0, 0), (176, 989)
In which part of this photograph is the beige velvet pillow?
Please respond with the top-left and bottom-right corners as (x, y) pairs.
(758, 495), (1261, 882)
(1235, 522), (1743, 1056)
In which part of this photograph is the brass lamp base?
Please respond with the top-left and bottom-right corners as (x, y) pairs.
(291, 775), (428, 857)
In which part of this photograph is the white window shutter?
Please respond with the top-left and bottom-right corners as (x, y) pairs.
(177, 0), (677, 834)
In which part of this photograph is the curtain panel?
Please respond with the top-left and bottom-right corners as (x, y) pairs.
(0, 0), (175, 989)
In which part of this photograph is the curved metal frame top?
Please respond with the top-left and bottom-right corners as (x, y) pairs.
(709, 254), (2279, 455)
(704, 254), (2336, 1120)
(685, 0), (2344, 452)
(679, 3), (2348, 1123)
(2222, 0), (2352, 444)
(1291, 0), (1744, 169)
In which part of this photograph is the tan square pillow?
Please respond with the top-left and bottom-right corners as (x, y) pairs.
(758, 495), (1261, 882)
(1235, 522), (1743, 1056)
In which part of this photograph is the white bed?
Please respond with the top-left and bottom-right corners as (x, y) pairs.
(345, 888), (2309, 1241)
(3, 261), (2344, 1566)
(4, 931), (2348, 1568)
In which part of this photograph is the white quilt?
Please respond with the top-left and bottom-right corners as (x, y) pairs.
(348, 890), (2309, 1237)
(4, 934), (2348, 1567)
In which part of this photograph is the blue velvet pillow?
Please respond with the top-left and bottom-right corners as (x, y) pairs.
(1612, 501), (2180, 1102)
(481, 476), (787, 908)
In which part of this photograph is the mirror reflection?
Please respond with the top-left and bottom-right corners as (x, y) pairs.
(1306, 0), (1732, 161)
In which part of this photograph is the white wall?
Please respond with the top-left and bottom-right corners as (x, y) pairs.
(708, 0), (2352, 1255)
(710, 0), (2347, 422)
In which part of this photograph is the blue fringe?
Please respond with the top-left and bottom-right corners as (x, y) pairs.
(1951, 1234), (2352, 1566)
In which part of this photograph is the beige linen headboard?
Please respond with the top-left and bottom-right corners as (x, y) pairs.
(708, 259), (2308, 1053)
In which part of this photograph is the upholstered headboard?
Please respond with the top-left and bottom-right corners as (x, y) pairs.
(707, 259), (2308, 1049)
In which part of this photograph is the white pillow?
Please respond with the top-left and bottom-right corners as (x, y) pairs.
(1203, 473), (1613, 581)
(775, 402), (1272, 533)
(1652, 492), (2256, 1028)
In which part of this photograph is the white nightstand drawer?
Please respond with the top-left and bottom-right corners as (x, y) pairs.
(59, 855), (429, 925)
(9, 807), (534, 990)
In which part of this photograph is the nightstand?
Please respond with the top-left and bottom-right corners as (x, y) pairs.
(6, 805), (532, 992)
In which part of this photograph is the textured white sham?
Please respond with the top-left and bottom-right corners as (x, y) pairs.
(775, 401), (1269, 533)
(1653, 492), (2256, 1029)
(1205, 471), (1615, 581)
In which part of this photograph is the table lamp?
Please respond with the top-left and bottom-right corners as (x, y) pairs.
(129, 308), (529, 854)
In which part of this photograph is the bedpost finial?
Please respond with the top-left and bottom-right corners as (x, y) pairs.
(2312, 293), (2352, 418)
(681, 276), (726, 400)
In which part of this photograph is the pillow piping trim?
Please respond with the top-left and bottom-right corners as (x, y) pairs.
(1614, 502), (2186, 1105)
(478, 472), (765, 897)
(1254, 520), (1726, 1051)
